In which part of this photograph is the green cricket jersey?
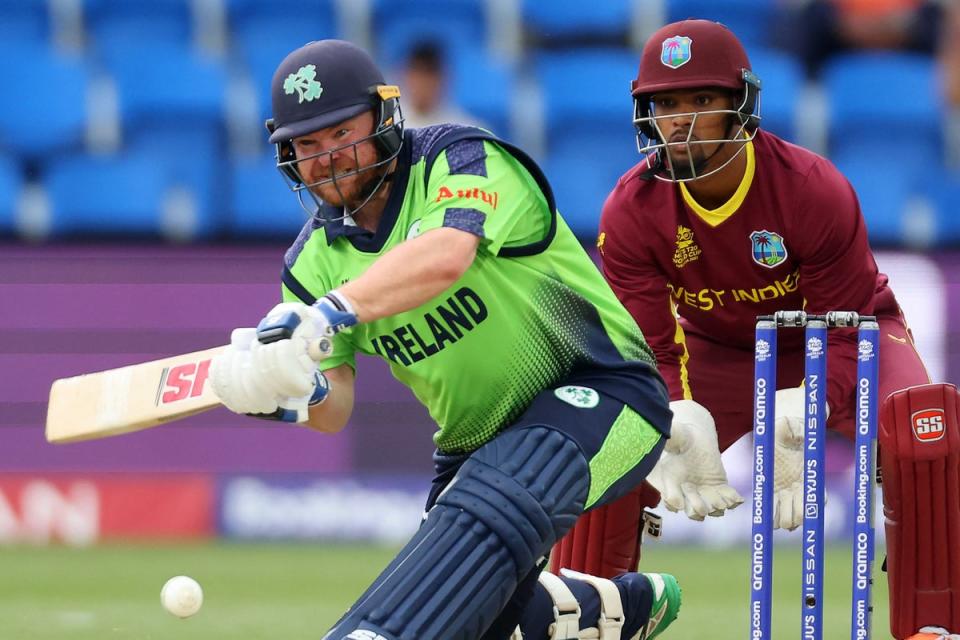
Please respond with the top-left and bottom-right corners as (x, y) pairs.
(281, 125), (669, 452)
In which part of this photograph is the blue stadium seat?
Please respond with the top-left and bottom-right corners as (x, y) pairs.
(106, 43), (226, 129)
(85, 0), (193, 62)
(126, 124), (223, 237)
(45, 153), (172, 236)
(534, 49), (638, 147)
(522, 0), (630, 40)
(824, 53), (942, 161)
(371, 0), (486, 63)
(544, 131), (639, 239)
(229, 153), (312, 237)
(230, 0), (336, 65)
(832, 145), (912, 247)
(750, 48), (804, 142)
(0, 155), (23, 234)
(924, 170), (960, 247)
(450, 51), (516, 139)
(0, 0), (49, 44)
(667, 0), (778, 49)
(0, 44), (90, 159)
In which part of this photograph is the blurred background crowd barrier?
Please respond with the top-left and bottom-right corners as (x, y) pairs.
(2, 0), (959, 547)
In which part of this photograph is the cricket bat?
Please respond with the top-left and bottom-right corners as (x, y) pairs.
(45, 334), (332, 444)
(45, 346), (227, 444)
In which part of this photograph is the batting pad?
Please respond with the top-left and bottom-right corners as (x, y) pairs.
(880, 383), (960, 638)
(324, 426), (590, 640)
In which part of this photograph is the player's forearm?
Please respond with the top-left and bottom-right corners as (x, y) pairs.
(338, 228), (480, 322)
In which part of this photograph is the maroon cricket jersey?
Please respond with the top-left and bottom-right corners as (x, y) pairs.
(599, 130), (900, 411)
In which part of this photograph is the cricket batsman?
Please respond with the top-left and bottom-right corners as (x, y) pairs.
(208, 39), (688, 639)
(553, 19), (960, 640)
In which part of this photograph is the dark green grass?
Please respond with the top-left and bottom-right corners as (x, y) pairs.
(0, 543), (887, 639)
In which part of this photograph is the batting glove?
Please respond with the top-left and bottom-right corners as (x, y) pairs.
(647, 399), (745, 521)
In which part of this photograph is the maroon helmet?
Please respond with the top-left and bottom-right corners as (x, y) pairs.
(631, 20), (762, 181)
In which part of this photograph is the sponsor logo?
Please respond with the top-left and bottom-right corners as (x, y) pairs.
(755, 339), (771, 361)
(806, 336), (824, 360)
(283, 64), (323, 103)
(435, 185), (499, 209)
(858, 339), (876, 360)
(661, 35), (693, 69)
(912, 408), (946, 442)
(750, 230), (788, 268)
(672, 225), (702, 268)
(554, 385), (600, 408)
(157, 359), (211, 405)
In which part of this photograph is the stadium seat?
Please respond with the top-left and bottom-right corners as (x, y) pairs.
(750, 48), (804, 142)
(667, 0), (778, 49)
(0, 155), (23, 235)
(371, 0), (486, 63)
(106, 42), (227, 130)
(449, 50), (516, 139)
(229, 0), (336, 47)
(824, 52), (942, 161)
(0, 0), (49, 44)
(832, 144), (913, 247)
(85, 0), (193, 63)
(229, 153), (313, 237)
(126, 123), (224, 237)
(522, 0), (631, 42)
(544, 131), (640, 240)
(45, 153), (174, 237)
(534, 48), (638, 147)
(0, 44), (90, 159)
(924, 170), (960, 247)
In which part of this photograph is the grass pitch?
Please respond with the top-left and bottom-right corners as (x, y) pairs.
(0, 543), (887, 639)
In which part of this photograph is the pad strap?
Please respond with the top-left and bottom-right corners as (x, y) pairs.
(561, 569), (625, 640)
(538, 571), (582, 640)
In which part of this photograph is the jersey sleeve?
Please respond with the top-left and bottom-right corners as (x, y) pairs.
(419, 139), (551, 255)
(792, 159), (879, 411)
(599, 187), (689, 402)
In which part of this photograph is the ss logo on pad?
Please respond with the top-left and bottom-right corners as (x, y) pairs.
(912, 409), (946, 442)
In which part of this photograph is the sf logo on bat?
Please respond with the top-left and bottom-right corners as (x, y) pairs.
(156, 359), (212, 405)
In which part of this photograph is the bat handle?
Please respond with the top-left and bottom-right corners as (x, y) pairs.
(308, 336), (333, 361)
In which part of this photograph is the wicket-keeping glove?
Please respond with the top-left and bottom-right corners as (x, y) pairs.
(647, 399), (745, 521)
(772, 386), (830, 530)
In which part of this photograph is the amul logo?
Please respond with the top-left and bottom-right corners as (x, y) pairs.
(912, 408), (946, 442)
(858, 339), (874, 361)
